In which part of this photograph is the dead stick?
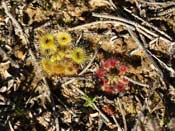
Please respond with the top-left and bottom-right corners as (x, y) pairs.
(68, 20), (135, 31)
(92, 13), (172, 44)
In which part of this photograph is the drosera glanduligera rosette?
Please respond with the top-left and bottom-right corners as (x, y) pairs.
(96, 58), (129, 94)
(39, 31), (87, 76)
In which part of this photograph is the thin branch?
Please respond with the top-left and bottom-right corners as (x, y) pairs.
(112, 115), (122, 131)
(68, 20), (135, 31)
(97, 119), (104, 131)
(8, 121), (15, 131)
(150, 100), (163, 113)
(55, 117), (60, 131)
(139, 32), (148, 48)
(156, 6), (175, 16)
(2, 1), (29, 45)
(109, 0), (117, 9)
(124, 76), (149, 87)
(123, 7), (172, 40)
(136, 27), (154, 40)
(92, 13), (171, 44)
(139, 0), (175, 6)
(147, 49), (175, 77)
(127, 29), (143, 49)
(2, 2), (23, 34)
(75, 32), (83, 46)
(56, 97), (76, 116)
(2, 1), (40, 70)
(93, 103), (110, 123)
(92, 13), (137, 28)
(117, 98), (127, 131)
(127, 29), (163, 78)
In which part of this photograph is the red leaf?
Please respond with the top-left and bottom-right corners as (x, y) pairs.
(109, 59), (117, 67)
(96, 69), (105, 78)
(103, 79), (109, 85)
(103, 58), (117, 69)
(117, 82), (125, 91)
(122, 77), (129, 83)
(120, 65), (127, 73)
(103, 60), (111, 69)
(103, 85), (115, 94)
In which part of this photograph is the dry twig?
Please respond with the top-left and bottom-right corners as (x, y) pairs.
(112, 115), (122, 131)
(147, 49), (175, 77)
(2, 1), (29, 45)
(139, 0), (175, 6)
(127, 29), (164, 78)
(117, 98), (127, 131)
(124, 76), (149, 88)
(92, 13), (172, 44)
(68, 20), (135, 31)
(123, 7), (172, 40)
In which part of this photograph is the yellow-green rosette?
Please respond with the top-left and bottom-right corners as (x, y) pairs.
(39, 34), (57, 56)
(57, 32), (72, 47)
(70, 47), (87, 64)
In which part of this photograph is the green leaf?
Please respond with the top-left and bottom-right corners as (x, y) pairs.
(81, 95), (96, 109)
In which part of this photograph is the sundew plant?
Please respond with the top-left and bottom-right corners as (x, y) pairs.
(39, 32), (87, 76)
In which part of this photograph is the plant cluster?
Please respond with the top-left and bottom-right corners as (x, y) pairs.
(39, 32), (87, 75)
(96, 58), (128, 94)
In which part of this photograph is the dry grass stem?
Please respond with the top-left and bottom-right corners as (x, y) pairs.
(68, 20), (135, 31)
(92, 13), (172, 44)
(117, 98), (127, 131)
(112, 115), (122, 131)
(147, 49), (175, 77)
(123, 7), (172, 40)
(127, 29), (164, 77)
(124, 76), (149, 87)
(2, 1), (29, 45)
(139, 0), (175, 6)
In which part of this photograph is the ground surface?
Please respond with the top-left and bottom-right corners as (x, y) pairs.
(0, 0), (175, 131)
